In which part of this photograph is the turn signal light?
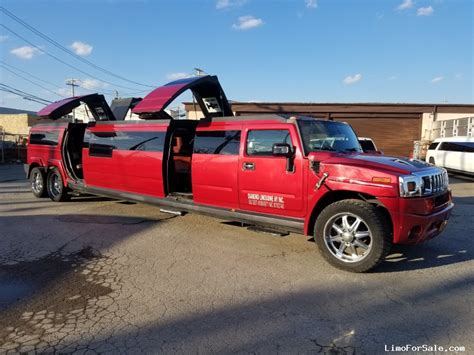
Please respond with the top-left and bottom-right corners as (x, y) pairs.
(372, 177), (391, 184)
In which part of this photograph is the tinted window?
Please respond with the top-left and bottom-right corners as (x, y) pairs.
(246, 130), (292, 156)
(428, 142), (439, 150)
(359, 139), (376, 152)
(29, 131), (60, 146)
(87, 131), (166, 157)
(194, 130), (241, 155)
(439, 141), (474, 153)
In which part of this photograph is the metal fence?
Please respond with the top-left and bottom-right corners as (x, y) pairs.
(0, 127), (27, 164)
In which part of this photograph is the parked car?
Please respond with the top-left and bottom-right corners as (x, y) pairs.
(26, 75), (453, 272)
(426, 137), (474, 175)
(358, 137), (382, 154)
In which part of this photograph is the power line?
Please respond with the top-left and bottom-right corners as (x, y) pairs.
(0, 83), (52, 104)
(0, 60), (64, 90)
(1, 24), (143, 91)
(0, 64), (65, 97)
(1, 6), (155, 88)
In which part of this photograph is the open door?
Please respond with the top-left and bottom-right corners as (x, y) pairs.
(37, 94), (115, 121)
(132, 75), (233, 119)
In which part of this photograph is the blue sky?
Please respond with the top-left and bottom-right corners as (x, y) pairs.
(0, 0), (472, 111)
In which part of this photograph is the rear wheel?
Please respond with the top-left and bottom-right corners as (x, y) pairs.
(30, 167), (47, 198)
(46, 168), (70, 202)
(429, 157), (435, 165)
(315, 199), (392, 272)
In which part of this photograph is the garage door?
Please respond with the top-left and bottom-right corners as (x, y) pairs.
(335, 118), (421, 157)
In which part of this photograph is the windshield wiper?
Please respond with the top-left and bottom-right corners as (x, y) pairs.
(343, 148), (360, 153)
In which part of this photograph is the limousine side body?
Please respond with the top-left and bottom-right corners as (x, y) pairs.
(25, 76), (454, 272)
(426, 137), (474, 175)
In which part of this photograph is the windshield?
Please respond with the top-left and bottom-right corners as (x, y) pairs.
(297, 119), (362, 154)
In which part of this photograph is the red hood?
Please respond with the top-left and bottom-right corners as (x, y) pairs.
(321, 153), (433, 175)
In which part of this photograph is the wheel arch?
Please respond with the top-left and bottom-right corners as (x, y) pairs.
(305, 190), (393, 238)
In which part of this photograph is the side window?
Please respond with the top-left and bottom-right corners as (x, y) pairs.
(88, 131), (116, 157)
(428, 142), (439, 150)
(114, 131), (166, 152)
(29, 131), (60, 146)
(246, 130), (292, 156)
(194, 130), (241, 155)
(87, 131), (166, 157)
(459, 142), (474, 153)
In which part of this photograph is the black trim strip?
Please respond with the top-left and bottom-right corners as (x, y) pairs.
(70, 184), (304, 233)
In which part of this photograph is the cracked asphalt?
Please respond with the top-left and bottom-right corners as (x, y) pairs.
(0, 164), (473, 354)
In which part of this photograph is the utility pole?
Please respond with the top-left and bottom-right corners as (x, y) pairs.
(194, 68), (206, 77)
(66, 79), (79, 121)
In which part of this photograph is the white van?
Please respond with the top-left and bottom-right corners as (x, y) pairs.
(425, 137), (474, 175)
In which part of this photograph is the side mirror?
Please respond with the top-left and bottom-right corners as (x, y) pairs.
(272, 143), (293, 158)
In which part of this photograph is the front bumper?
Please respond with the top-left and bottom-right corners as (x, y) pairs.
(394, 201), (454, 244)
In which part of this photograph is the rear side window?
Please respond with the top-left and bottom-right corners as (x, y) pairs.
(359, 140), (376, 152)
(193, 130), (241, 155)
(29, 131), (60, 146)
(87, 130), (166, 157)
(428, 142), (439, 150)
(439, 141), (474, 153)
(246, 130), (292, 156)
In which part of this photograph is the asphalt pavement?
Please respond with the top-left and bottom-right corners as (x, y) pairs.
(0, 164), (473, 354)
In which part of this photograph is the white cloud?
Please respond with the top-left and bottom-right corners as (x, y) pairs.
(343, 74), (363, 85)
(166, 72), (193, 81)
(397, 0), (414, 10)
(305, 0), (317, 9)
(80, 79), (108, 90)
(10, 46), (41, 60)
(431, 76), (443, 83)
(388, 75), (398, 80)
(0, 35), (9, 43)
(417, 6), (434, 16)
(216, 0), (245, 9)
(70, 41), (93, 56)
(232, 15), (264, 31)
(455, 73), (463, 79)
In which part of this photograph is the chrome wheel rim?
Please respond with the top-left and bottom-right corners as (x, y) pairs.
(49, 174), (61, 197)
(323, 212), (373, 263)
(31, 172), (43, 194)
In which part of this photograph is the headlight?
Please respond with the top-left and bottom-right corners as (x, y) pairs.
(399, 175), (423, 197)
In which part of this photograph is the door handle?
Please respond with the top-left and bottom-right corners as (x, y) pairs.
(242, 162), (255, 171)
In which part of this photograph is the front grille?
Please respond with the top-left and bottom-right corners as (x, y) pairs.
(421, 170), (449, 195)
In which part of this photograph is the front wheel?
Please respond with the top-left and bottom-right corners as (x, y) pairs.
(315, 199), (392, 272)
(46, 168), (70, 202)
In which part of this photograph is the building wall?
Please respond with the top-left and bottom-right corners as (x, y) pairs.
(421, 113), (473, 140)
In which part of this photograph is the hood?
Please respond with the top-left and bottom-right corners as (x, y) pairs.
(321, 153), (432, 175)
(37, 94), (115, 121)
(132, 75), (233, 119)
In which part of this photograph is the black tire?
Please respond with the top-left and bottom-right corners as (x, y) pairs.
(314, 199), (392, 273)
(429, 157), (435, 165)
(46, 168), (70, 202)
(30, 167), (47, 198)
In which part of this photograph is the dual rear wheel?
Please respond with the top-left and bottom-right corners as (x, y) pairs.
(30, 167), (70, 202)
